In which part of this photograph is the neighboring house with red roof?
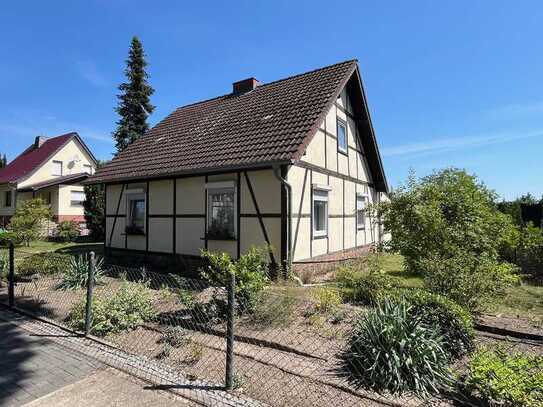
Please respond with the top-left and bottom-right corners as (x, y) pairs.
(88, 60), (388, 270)
(0, 133), (98, 229)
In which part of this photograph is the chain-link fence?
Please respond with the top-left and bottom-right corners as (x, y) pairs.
(1, 243), (541, 407)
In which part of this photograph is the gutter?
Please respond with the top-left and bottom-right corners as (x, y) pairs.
(272, 165), (292, 272)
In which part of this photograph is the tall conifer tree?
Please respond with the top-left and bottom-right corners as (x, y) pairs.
(112, 36), (155, 153)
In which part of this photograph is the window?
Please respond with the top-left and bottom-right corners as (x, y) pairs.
(70, 190), (86, 206)
(337, 119), (348, 154)
(5, 191), (12, 207)
(83, 164), (93, 174)
(356, 194), (367, 230)
(206, 182), (236, 239)
(52, 160), (63, 176)
(126, 193), (146, 235)
(312, 188), (329, 238)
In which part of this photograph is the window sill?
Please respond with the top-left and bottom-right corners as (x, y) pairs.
(337, 148), (348, 156)
(123, 230), (146, 236)
(201, 236), (237, 241)
(312, 234), (328, 240)
(357, 226), (366, 231)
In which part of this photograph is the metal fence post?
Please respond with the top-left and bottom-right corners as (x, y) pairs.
(225, 271), (235, 390)
(8, 242), (14, 308)
(84, 251), (95, 336)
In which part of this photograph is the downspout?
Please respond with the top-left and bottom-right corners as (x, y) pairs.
(272, 165), (292, 273)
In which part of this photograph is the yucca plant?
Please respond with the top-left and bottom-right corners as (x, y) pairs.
(339, 299), (454, 398)
(57, 254), (105, 290)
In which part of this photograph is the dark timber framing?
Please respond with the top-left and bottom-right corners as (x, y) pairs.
(243, 171), (276, 266)
(173, 178), (177, 254)
(295, 161), (372, 188)
(145, 181), (149, 252)
(292, 167), (308, 262)
(236, 171), (241, 259)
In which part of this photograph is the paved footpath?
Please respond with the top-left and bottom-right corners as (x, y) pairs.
(0, 308), (259, 407)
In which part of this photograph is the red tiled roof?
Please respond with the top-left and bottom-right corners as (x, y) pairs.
(0, 133), (76, 183)
(89, 60), (388, 191)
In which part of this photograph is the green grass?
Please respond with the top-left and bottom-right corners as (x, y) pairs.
(1, 240), (103, 259)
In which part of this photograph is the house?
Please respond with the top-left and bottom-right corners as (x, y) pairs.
(88, 60), (388, 271)
(0, 132), (98, 230)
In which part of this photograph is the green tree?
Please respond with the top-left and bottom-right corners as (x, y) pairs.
(84, 160), (107, 241)
(0, 154), (6, 168)
(9, 198), (52, 246)
(112, 36), (155, 153)
(376, 168), (519, 310)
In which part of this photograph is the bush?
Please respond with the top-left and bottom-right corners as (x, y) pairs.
(395, 289), (474, 359)
(16, 252), (72, 276)
(421, 253), (519, 311)
(55, 221), (80, 242)
(336, 267), (398, 305)
(200, 246), (269, 313)
(465, 347), (543, 407)
(339, 299), (454, 397)
(57, 254), (105, 290)
(67, 281), (156, 336)
(160, 326), (190, 347)
(310, 286), (341, 314)
(9, 198), (52, 246)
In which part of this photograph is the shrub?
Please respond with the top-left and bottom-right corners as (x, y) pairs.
(336, 267), (397, 305)
(339, 299), (454, 397)
(310, 286), (341, 314)
(465, 347), (543, 407)
(9, 198), (52, 246)
(200, 246), (269, 313)
(0, 250), (8, 281)
(57, 254), (105, 290)
(421, 253), (519, 311)
(16, 252), (72, 276)
(67, 281), (156, 336)
(394, 289), (474, 359)
(55, 220), (80, 242)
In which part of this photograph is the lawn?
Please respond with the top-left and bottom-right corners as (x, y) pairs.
(376, 252), (543, 322)
(1, 240), (103, 259)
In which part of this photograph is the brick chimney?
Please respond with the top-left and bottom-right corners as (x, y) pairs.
(34, 136), (47, 149)
(233, 77), (260, 95)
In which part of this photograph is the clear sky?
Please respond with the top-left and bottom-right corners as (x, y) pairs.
(1, 1), (541, 200)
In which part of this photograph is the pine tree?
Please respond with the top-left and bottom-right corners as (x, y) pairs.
(0, 154), (6, 168)
(84, 160), (107, 240)
(112, 36), (155, 153)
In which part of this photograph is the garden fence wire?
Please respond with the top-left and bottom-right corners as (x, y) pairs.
(1, 245), (542, 407)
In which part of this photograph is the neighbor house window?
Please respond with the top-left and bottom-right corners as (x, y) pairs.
(337, 119), (348, 154)
(206, 181), (236, 239)
(70, 190), (86, 206)
(83, 164), (93, 174)
(52, 160), (63, 176)
(126, 191), (146, 235)
(5, 191), (12, 207)
(356, 194), (367, 230)
(312, 187), (330, 238)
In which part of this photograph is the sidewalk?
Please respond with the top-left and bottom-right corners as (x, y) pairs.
(0, 308), (257, 406)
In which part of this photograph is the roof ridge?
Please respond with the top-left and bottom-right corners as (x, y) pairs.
(170, 59), (358, 113)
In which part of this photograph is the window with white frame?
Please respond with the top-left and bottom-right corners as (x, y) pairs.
(312, 187), (329, 238)
(52, 160), (63, 176)
(126, 191), (146, 235)
(337, 119), (348, 154)
(70, 190), (86, 206)
(83, 164), (93, 174)
(356, 194), (367, 230)
(206, 182), (236, 239)
(5, 191), (12, 207)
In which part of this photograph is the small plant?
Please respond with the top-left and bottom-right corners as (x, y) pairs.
(339, 299), (454, 397)
(252, 289), (298, 328)
(465, 347), (543, 407)
(185, 342), (204, 365)
(55, 220), (80, 242)
(200, 246), (269, 313)
(336, 267), (397, 305)
(16, 252), (72, 276)
(156, 344), (172, 360)
(395, 289), (474, 359)
(310, 286), (341, 314)
(178, 289), (195, 309)
(161, 326), (190, 348)
(57, 254), (105, 290)
(67, 281), (156, 336)
(232, 374), (246, 390)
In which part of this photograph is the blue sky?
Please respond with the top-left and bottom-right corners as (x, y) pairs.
(1, 1), (542, 200)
